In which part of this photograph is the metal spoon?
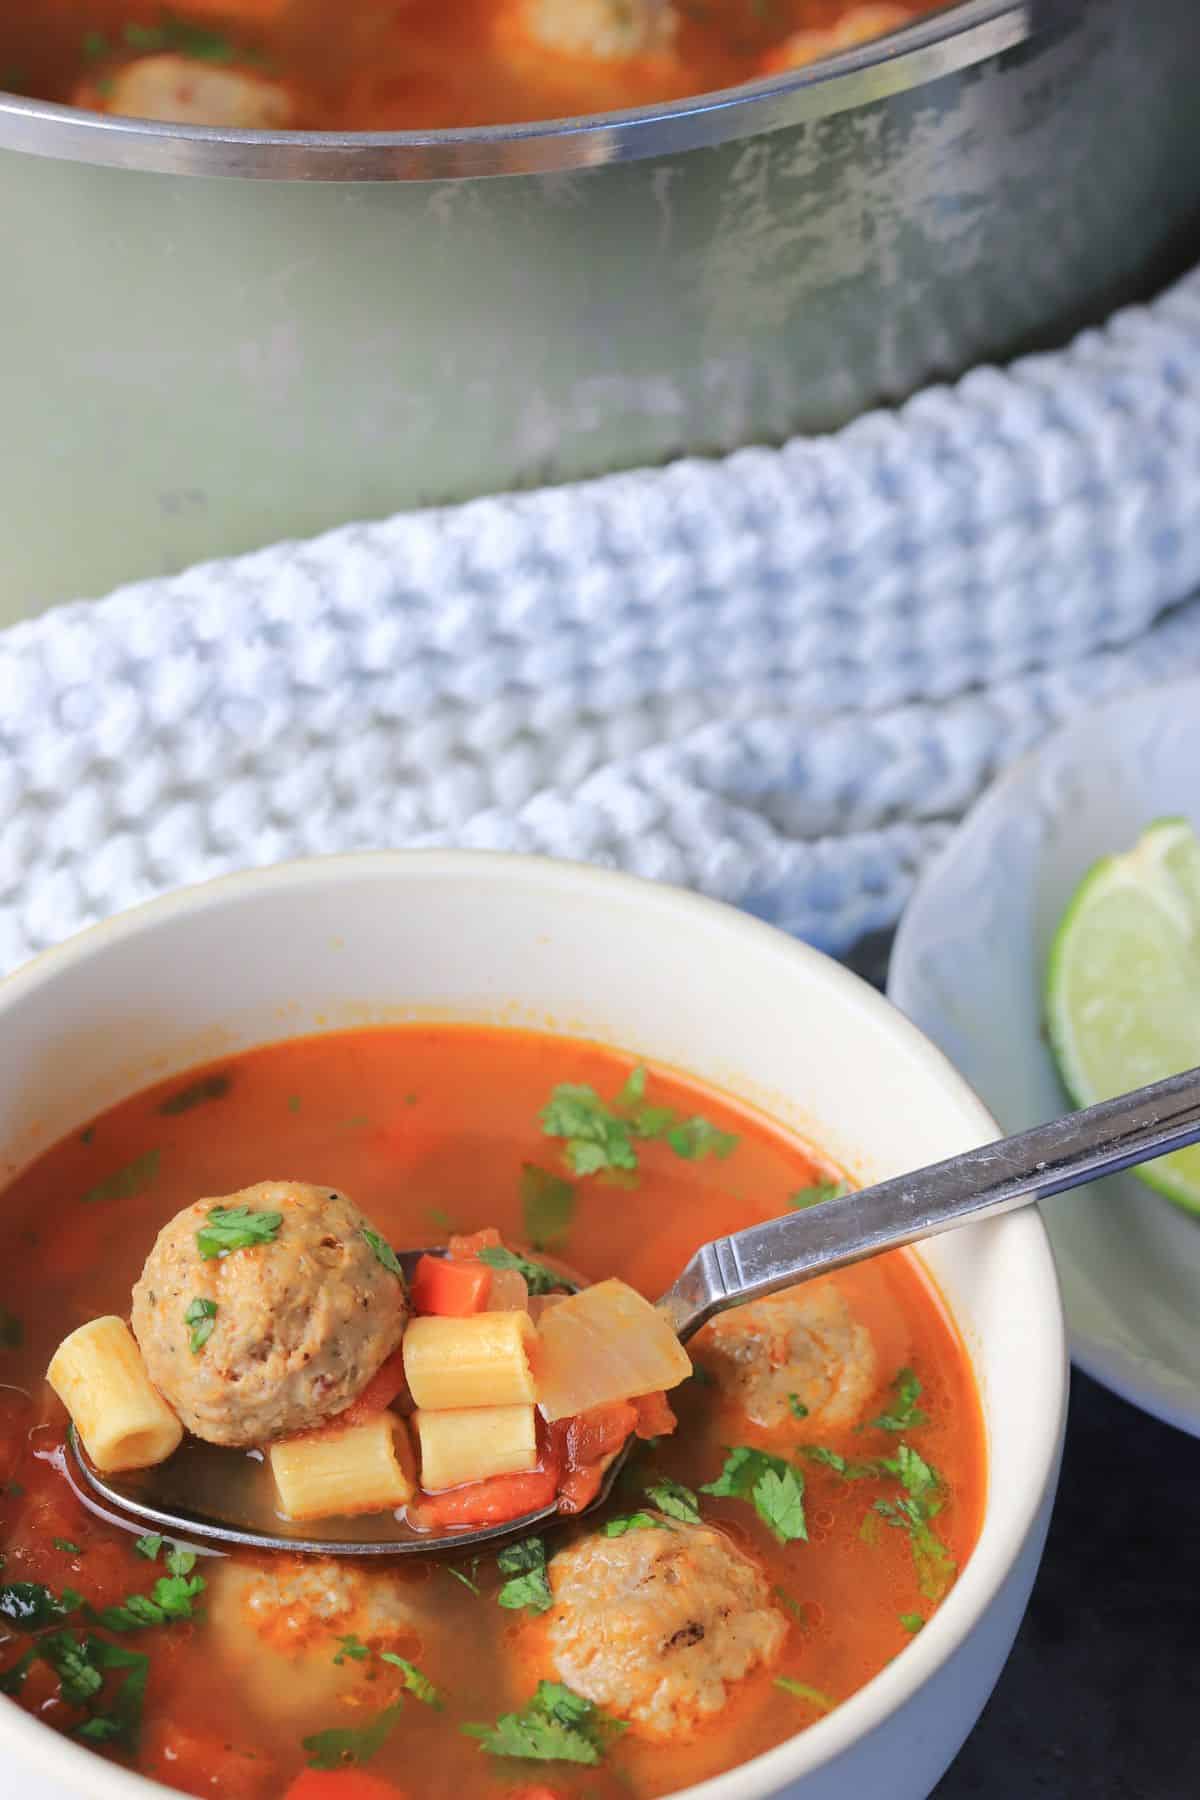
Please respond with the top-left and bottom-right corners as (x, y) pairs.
(68, 1064), (1200, 1559)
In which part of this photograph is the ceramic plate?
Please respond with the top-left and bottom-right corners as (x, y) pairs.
(889, 679), (1200, 1436)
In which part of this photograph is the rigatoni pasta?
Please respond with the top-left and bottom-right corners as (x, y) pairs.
(403, 1310), (537, 1410)
(47, 1315), (183, 1473)
(270, 1414), (417, 1521)
(414, 1402), (538, 1491)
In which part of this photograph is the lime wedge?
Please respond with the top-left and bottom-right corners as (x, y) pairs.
(1045, 817), (1200, 1216)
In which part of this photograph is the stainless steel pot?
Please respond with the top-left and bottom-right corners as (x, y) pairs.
(1, 0), (1197, 621)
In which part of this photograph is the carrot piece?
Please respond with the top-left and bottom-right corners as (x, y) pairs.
(561, 1402), (637, 1470)
(633, 1390), (678, 1439)
(447, 1226), (503, 1260)
(284, 1772), (405, 1800)
(337, 1349), (410, 1427)
(412, 1464), (558, 1529)
(557, 1462), (607, 1515)
(411, 1253), (493, 1317)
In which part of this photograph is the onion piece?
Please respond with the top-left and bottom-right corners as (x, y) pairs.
(534, 1278), (692, 1422)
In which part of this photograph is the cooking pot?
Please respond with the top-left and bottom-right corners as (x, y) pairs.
(1, 0), (1197, 622)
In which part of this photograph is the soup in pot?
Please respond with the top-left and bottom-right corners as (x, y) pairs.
(0, 1025), (984, 1798)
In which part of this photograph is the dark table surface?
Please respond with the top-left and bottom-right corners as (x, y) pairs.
(932, 1371), (1200, 1800)
(841, 934), (1200, 1800)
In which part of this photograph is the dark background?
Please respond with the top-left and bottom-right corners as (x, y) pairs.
(841, 936), (1200, 1800)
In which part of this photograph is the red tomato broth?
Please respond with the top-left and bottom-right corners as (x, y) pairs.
(0, 1025), (985, 1799)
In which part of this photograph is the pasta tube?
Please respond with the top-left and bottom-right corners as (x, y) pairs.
(270, 1414), (416, 1521)
(414, 1403), (537, 1491)
(47, 1316), (183, 1473)
(403, 1310), (537, 1410)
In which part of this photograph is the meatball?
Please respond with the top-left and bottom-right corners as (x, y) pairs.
(207, 1555), (429, 1722)
(542, 1519), (786, 1740)
(697, 1278), (877, 1431)
(74, 55), (296, 128)
(504, 0), (678, 62)
(131, 1180), (407, 1446)
(763, 5), (912, 74)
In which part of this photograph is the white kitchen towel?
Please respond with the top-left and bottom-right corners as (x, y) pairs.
(3, 265), (1200, 975)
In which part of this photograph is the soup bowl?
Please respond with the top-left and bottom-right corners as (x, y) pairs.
(0, 851), (1066, 1800)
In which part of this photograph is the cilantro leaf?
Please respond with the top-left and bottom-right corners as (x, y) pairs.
(787, 1393), (808, 1419)
(0, 1648), (34, 1695)
(872, 1442), (955, 1602)
(53, 1539), (81, 1556)
(361, 1228), (403, 1279)
(303, 1702), (404, 1770)
(333, 1633), (369, 1665)
(380, 1653), (442, 1707)
(664, 1117), (738, 1161)
(80, 1149), (160, 1207)
(900, 1612), (924, 1633)
(644, 1478), (700, 1524)
(133, 1535), (163, 1561)
(195, 1204), (282, 1259)
(463, 1680), (625, 1765)
(40, 1630), (104, 1705)
(184, 1296), (217, 1354)
(773, 1587), (809, 1625)
(869, 1367), (929, 1433)
(159, 1073), (231, 1115)
(0, 1306), (22, 1350)
(803, 1446), (878, 1480)
(477, 1244), (577, 1297)
(878, 1443), (941, 1510)
(700, 1448), (808, 1544)
(602, 1512), (667, 1537)
(67, 1637), (149, 1749)
(775, 1676), (834, 1710)
(497, 1536), (553, 1614)
(787, 1179), (848, 1210)
(447, 1562), (480, 1595)
(615, 1066), (647, 1107)
(520, 1164), (575, 1251)
(0, 1582), (80, 1631)
(99, 1570), (205, 1632)
(540, 1085), (638, 1177)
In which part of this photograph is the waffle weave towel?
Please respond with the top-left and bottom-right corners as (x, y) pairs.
(4, 266), (1200, 975)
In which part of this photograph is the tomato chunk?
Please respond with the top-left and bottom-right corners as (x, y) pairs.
(411, 1254), (492, 1317)
(412, 1464), (558, 1529)
(447, 1227), (502, 1260)
(284, 1772), (406, 1800)
(633, 1390), (678, 1439)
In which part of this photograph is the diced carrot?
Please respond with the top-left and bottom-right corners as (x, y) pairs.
(633, 1390), (678, 1439)
(557, 1462), (607, 1515)
(447, 1227), (503, 1260)
(412, 1464), (559, 1530)
(337, 1350), (410, 1427)
(411, 1254), (492, 1317)
(561, 1402), (637, 1470)
(140, 1721), (275, 1798)
(284, 1772), (406, 1800)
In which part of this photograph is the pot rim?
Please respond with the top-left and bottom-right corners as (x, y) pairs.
(0, 0), (1030, 181)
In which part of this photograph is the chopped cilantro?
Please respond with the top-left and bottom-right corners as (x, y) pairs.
(787, 1393), (808, 1419)
(803, 1445), (877, 1480)
(0, 1582), (81, 1631)
(164, 1547), (196, 1578)
(0, 1306), (22, 1350)
(195, 1204), (282, 1259)
(602, 1512), (668, 1537)
(900, 1612), (924, 1633)
(644, 1478), (700, 1524)
(99, 1569), (205, 1632)
(53, 1540), (82, 1556)
(520, 1164), (575, 1250)
(477, 1244), (577, 1297)
(303, 1701), (404, 1770)
(772, 1587), (809, 1626)
(121, 18), (244, 64)
(878, 1443), (941, 1508)
(775, 1676), (834, 1710)
(787, 1179), (848, 1209)
(447, 1561), (480, 1595)
(615, 1066), (647, 1107)
(428, 1206), (456, 1233)
(463, 1680), (625, 1765)
(287, 1094), (302, 1113)
(0, 1648), (34, 1695)
(664, 1117), (738, 1160)
(701, 1448), (807, 1544)
(159, 1073), (230, 1115)
(76, 1637), (149, 1746)
(333, 1634), (369, 1664)
(133, 1535), (163, 1561)
(361, 1228), (403, 1279)
(380, 1653), (442, 1707)
(540, 1067), (738, 1178)
(40, 1629), (104, 1705)
(872, 1442), (955, 1602)
(869, 1367), (929, 1433)
(859, 1510), (881, 1546)
(80, 1149), (160, 1207)
(497, 1536), (553, 1613)
(82, 29), (109, 61)
(184, 1296), (217, 1354)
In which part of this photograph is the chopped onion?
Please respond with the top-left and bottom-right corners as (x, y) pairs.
(534, 1278), (692, 1422)
(484, 1266), (530, 1312)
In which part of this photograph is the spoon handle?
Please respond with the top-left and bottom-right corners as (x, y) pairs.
(658, 1065), (1200, 1341)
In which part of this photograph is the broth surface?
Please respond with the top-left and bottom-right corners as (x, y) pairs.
(0, 1026), (984, 1798)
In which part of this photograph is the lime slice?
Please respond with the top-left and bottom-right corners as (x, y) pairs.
(1045, 816), (1200, 1216)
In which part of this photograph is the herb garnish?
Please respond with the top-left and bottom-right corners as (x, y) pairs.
(602, 1511), (669, 1537)
(0, 1306), (22, 1350)
(53, 1539), (82, 1556)
(787, 1393), (808, 1419)
(477, 1244), (577, 1296)
(333, 1634), (369, 1664)
(701, 1448), (808, 1544)
(0, 1582), (81, 1631)
(99, 1555), (205, 1632)
(520, 1164), (575, 1250)
(787, 1179), (848, 1209)
(303, 1702), (404, 1770)
(540, 1066), (738, 1178)
(497, 1536), (553, 1614)
(184, 1297), (217, 1354)
(447, 1560), (480, 1595)
(133, 1535), (164, 1561)
(803, 1445), (877, 1480)
(644, 1477), (700, 1524)
(775, 1677), (834, 1710)
(872, 1444), (956, 1602)
(361, 1228), (403, 1279)
(159, 1073), (231, 1115)
(195, 1205), (282, 1259)
(900, 1612), (924, 1633)
(463, 1681), (626, 1765)
(868, 1367), (929, 1433)
(80, 1149), (160, 1207)
(380, 1653), (442, 1707)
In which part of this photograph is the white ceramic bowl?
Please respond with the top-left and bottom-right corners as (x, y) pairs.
(0, 853), (1067, 1800)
